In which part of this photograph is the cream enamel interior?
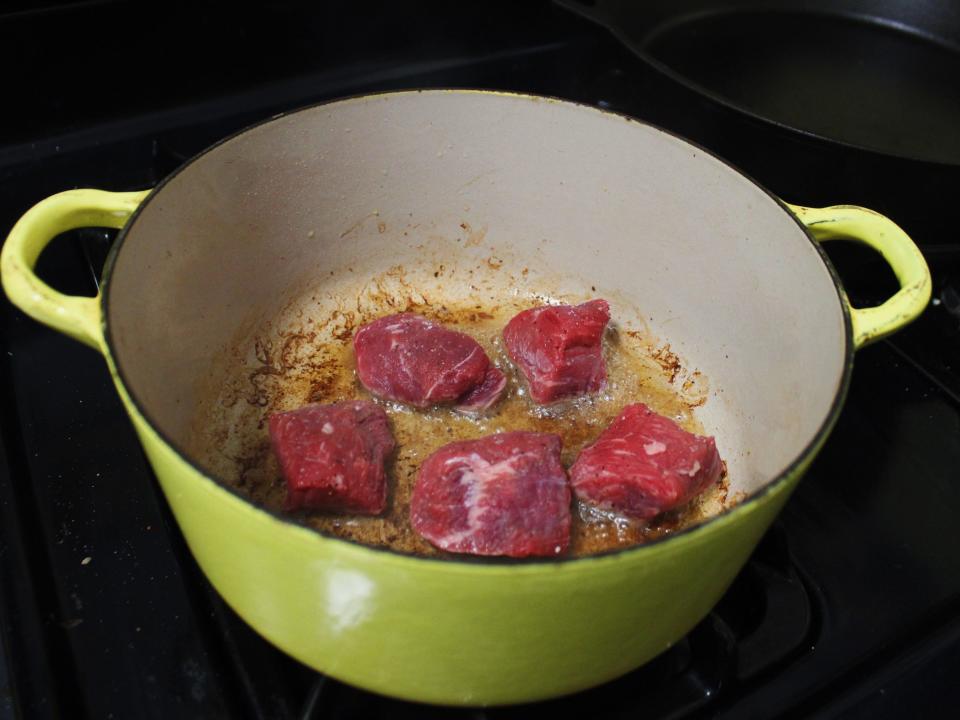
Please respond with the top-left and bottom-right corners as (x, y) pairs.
(105, 91), (846, 509)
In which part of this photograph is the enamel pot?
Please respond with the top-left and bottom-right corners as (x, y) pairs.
(1, 91), (930, 705)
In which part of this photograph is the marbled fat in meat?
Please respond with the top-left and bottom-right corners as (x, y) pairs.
(570, 403), (721, 520)
(502, 299), (610, 404)
(411, 431), (571, 557)
(268, 400), (395, 514)
(354, 313), (505, 412)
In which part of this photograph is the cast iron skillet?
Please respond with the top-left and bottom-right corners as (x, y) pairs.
(557, 0), (960, 245)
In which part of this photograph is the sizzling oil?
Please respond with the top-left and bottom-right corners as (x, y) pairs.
(198, 298), (725, 558)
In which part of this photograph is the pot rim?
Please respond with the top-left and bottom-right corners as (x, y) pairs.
(100, 88), (855, 567)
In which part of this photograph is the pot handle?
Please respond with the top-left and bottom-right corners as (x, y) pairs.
(786, 203), (931, 349)
(1, 189), (149, 351)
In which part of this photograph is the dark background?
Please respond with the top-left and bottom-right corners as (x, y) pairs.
(1, 2), (959, 718)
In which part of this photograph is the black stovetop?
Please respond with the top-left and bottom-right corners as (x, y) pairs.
(1, 2), (959, 718)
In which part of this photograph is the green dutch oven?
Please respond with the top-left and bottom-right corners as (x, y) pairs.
(1, 91), (931, 705)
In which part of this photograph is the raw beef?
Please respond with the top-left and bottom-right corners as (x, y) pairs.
(570, 403), (721, 520)
(502, 299), (610, 404)
(411, 431), (571, 557)
(454, 366), (507, 413)
(268, 400), (395, 514)
(354, 313), (505, 412)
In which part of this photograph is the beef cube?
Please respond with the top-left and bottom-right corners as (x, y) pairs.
(354, 313), (505, 411)
(411, 431), (571, 557)
(502, 299), (610, 404)
(570, 403), (721, 520)
(268, 400), (395, 514)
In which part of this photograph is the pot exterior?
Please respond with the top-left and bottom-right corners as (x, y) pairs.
(2, 91), (929, 706)
(111, 357), (808, 705)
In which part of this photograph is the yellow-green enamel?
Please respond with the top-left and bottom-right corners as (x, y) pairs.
(1, 181), (930, 703)
(112, 360), (807, 703)
(0, 189), (148, 349)
(787, 203), (931, 348)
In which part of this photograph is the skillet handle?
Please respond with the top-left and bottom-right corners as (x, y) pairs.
(786, 203), (931, 349)
(1, 189), (149, 351)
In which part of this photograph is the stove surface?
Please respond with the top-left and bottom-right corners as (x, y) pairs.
(1, 2), (958, 718)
